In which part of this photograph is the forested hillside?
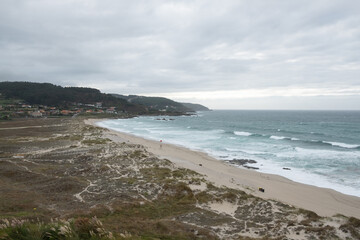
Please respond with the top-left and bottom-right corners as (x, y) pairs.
(0, 82), (146, 113)
(112, 94), (209, 112)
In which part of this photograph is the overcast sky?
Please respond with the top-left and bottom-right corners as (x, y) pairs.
(1, 0), (359, 109)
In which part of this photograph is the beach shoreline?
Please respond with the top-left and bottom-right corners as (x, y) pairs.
(87, 118), (360, 219)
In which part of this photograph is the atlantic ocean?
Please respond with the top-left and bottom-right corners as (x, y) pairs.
(98, 110), (360, 197)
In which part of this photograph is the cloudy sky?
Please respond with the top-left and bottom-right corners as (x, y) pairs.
(1, 0), (359, 109)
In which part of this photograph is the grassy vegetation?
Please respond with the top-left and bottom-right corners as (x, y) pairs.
(297, 208), (321, 226)
(0, 217), (113, 240)
(99, 194), (216, 239)
(82, 138), (112, 145)
(140, 167), (172, 181)
(0, 99), (22, 105)
(129, 150), (147, 159)
(54, 135), (83, 141)
(340, 217), (360, 239)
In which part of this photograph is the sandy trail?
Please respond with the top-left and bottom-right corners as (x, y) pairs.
(86, 119), (360, 218)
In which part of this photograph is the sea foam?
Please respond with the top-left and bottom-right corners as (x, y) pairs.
(234, 131), (252, 136)
(324, 141), (360, 149)
(270, 135), (286, 140)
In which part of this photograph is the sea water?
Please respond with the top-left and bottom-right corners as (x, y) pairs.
(98, 110), (360, 197)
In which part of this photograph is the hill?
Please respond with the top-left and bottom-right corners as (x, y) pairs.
(181, 102), (210, 111)
(0, 82), (210, 116)
(112, 94), (193, 113)
(0, 81), (147, 113)
(112, 94), (209, 112)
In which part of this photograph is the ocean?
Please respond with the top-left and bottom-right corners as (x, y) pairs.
(98, 110), (360, 197)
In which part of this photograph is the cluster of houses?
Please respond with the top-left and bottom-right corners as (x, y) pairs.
(0, 101), (118, 119)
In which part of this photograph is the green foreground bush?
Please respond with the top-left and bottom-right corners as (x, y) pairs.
(0, 217), (113, 240)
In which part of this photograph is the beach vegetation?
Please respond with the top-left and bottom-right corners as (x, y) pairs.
(340, 217), (360, 239)
(53, 135), (83, 141)
(88, 148), (103, 154)
(195, 191), (216, 204)
(171, 168), (201, 181)
(298, 209), (320, 225)
(140, 167), (172, 181)
(126, 178), (137, 185)
(162, 182), (195, 204)
(99, 197), (218, 239)
(206, 183), (217, 190)
(161, 158), (174, 167)
(221, 191), (238, 203)
(172, 170), (185, 179)
(0, 217), (113, 240)
(129, 150), (146, 159)
(189, 177), (202, 185)
(70, 135), (84, 141)
(82, 138), (111, 145)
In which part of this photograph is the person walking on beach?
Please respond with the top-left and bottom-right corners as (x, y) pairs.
(160, 139), (163, 149)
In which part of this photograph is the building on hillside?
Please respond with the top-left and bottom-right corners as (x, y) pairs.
(49, 109), (59, 115)
(106, 107), (116, 114)
(30, 111), (42, 117)
(61, 110), (72, 115)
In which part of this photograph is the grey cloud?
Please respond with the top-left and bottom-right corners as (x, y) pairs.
(0, 0), (359, 96)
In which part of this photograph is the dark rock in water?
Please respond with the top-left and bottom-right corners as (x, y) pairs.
(227, 159), (257, 165)
(243, 165), (259, 170)
(226, 159), (259, 170)
(283, 167), (291, 170)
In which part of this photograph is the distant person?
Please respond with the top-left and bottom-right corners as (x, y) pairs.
(160, 140), (162, 149)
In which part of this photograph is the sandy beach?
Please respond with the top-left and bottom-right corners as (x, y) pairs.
(88, 118), (360, 219)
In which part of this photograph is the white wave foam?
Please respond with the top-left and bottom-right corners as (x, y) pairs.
(225, 147), (241, 152)
(324, 141), (359, 149)
(278, 147), (360, 160)
(211, 129), (225, 134)
(240, 149), (269, 155)
(290, 137), (300, 141)
(254, 159), (360, 197)
(234, 131), (252, 136)
(270, 135), (286, 140)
